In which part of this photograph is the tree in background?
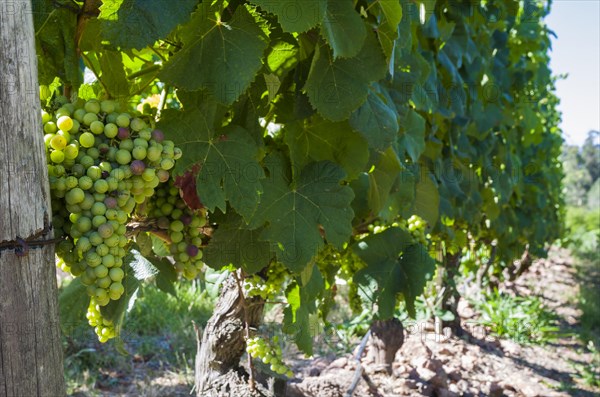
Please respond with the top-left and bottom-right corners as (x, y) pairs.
(562, 130), (600, 207)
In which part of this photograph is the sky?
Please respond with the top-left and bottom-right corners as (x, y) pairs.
(545, 0), (600, 146)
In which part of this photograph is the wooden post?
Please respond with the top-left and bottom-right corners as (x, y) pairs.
(0, 1), (66, 395)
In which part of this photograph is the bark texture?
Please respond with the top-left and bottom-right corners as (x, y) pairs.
(195, 274), (265, 397)
(0, 2), (66, 396)
(441, 252), (462, 332)
(508, 248), (533, 281)
(365, 319), (404, 374)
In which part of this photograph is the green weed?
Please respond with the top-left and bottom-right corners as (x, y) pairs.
(474, 290), (561, 345)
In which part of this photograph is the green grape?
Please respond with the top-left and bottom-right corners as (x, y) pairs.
(44, 121), (57, 134)
(50, 134), (67, 150)
(88, 148), (102, 161)
(116, 114), (130, 127)
(104, 123), (118, 138)
(64, 144), (79, 160)
(115, 149), (131, 165)
(90, 120), (104, 135)
(100, 100), (116, 114)
(84, 100), (101, 114)
(57, 115), (73, 132)
(82, 112), (99, 126)
(80, 132), (95, 148)
(50, 150), (65, 163)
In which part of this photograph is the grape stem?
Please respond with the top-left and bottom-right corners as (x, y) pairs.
(264, 300), (287, 305)
(232, 269), (255, 392)
(155, 85), (170, 122)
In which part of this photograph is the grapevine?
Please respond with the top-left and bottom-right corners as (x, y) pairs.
(27, 0), (564, 379)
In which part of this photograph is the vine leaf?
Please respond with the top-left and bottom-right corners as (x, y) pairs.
(204, 213), (272, 274)
(350, 83), (399, 150)
(174, 165), (203, 210)
(34, 8), (80, 87)
(413, 174), (439, 228)
(367, 147), (402, 215)
(320, 0), (367, 59)
(158, 104), (265, 220)
(374, 0), (403, 69)
(283, 116), (369, 179)
(98, 51), (129, 98)
(160, 4), (269, 104)
(251, 0), (326, 33)
(353, 228), (435, 318)
(58, 279), (89, 332)
(283, 266), (324, 355)
(398, 109), (426, 163)
(98, 0), (197, 50)
(151, 258), (178, 297)
(304, 31), (387, 121)
(248, 153), (354, 272)
(378, 0), (403, 30)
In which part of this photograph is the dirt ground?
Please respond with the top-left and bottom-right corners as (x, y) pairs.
(74, 247), (599, 397)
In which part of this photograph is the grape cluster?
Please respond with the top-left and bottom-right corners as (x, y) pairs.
(246, 336), (293, 377)
(139, 180), (207, 280)
(406, 215), (427, 245)
(365, 217), (428, 245)
(86, 298), (116, 343)
(243, 263), (288, 300)
(43, 98), (181, 341)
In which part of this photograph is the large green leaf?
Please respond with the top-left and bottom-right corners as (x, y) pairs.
(320, 0), (367, 59)
(283, 116), (369, 179)
(249, 153), (354, 272)
(35, 8), (80, 86)
(98, 0), (197, 50)
(378, 0), (403, 28)
(158, 104), (265, 220)
(251, 0), (326, 32)
(413, 174), (439, 228)
(397, 244), (436, 317)
(59, 279), (90, 332)
(204, 213), (272, 274)
(304, 32), (387, 121)
(283, 266), (324, 355)
(160, 4), (269, 104)
(148, 257), (178, 297)
(380, 166), (416, 221)
(353, 228), (434, 318)
(373, 0), (403, 68)
(98, 51), (129, 98)
(350, 83), (399, 150)
(368, 147), (402, 215)
(398, 109), (426, 163)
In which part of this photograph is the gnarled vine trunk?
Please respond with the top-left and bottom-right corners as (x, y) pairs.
(195, 273), (266, 396)
(440, 252), (462, 332)
(365, 318), (404, 374)
(0, 1), (66, 395)
(508, 248), (533, 281)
